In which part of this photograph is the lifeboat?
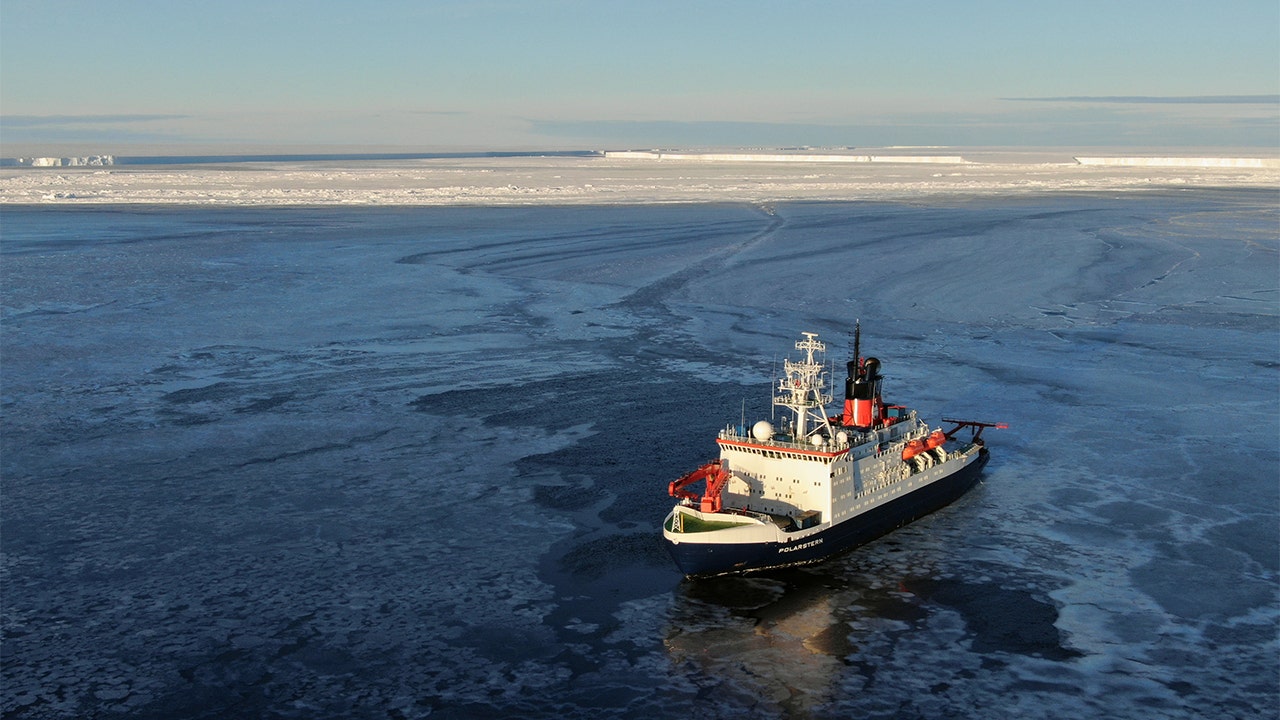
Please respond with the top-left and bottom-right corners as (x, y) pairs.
(902, 430), (947, 462)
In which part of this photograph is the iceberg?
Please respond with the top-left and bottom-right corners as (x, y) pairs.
(15, 155), (115, 167)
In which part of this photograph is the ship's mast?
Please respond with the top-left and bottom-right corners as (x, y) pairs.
(774, 332), (833, 440)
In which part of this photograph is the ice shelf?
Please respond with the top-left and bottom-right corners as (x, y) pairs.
(1075, 156), (1280, 168)
(2, 151), (1277, 205)
(603, 151), (969, 163)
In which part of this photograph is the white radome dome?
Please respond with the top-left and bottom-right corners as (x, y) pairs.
(751, 420), (774, 442)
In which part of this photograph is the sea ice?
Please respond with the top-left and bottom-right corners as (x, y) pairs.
(0, 181), (1275, 719)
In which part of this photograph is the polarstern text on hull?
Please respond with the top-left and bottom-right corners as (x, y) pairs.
(661, 326), (1005, 577)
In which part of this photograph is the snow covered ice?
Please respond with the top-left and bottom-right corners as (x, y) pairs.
(1, 149), (1277, 205)
(0, 156), (1276, 719)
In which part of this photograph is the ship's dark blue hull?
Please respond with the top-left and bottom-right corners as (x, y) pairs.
(666, 449), (989, 577)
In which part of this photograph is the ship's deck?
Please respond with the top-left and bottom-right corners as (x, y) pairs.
(668, 503), (804, 534)
(716, 410), (920, 455)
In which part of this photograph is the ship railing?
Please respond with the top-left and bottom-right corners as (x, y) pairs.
(718, 409), (928, 452)
(719, 506), (772, 524)
(718, 427), (855, 451)
(771, 393), (832, 407)
(676, 502), (770, 525)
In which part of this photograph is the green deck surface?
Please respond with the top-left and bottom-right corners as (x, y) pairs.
(669, 513), (751, 533)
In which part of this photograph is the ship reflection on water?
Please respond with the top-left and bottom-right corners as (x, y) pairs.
(664, 550), (1079, 717)
(666, 570), (852, 716)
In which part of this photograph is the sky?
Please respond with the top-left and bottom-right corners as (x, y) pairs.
(2, 0), (1278, 151)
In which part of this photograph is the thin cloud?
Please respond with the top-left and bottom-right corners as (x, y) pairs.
(1, 114), (189, 128)
(530, 119), (862, 147)
(530, 106), (1280, 148)
(1004, 95), (1280, 104)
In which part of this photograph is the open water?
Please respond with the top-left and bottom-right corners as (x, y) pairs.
(2, 191), (1277, 719)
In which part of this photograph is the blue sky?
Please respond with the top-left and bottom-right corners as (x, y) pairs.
(2, 0), (1278, 150)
